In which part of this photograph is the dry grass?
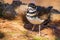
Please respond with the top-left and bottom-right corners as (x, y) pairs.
(0, 0), (60, 40)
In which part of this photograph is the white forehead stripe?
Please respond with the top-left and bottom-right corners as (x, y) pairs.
(28, 7), (36, 12)
(28, 9), (36, 13)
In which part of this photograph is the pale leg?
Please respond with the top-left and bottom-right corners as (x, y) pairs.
(39, 25), (41, 36)
(32, 25), (35, 31)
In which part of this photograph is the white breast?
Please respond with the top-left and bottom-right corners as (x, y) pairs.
(26, 16), (45, 24)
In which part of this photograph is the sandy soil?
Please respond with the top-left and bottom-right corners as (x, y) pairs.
(0, 0), (60, 40)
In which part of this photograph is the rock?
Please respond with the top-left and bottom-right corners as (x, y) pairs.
(0, 32), (5, 39)
(2, 4), (17, 19)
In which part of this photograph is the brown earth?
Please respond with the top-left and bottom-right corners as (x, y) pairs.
(4, 0), (60, 10)
(0, 0), (60, 40)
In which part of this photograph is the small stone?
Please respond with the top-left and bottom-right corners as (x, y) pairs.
(0, 32), (5, 39)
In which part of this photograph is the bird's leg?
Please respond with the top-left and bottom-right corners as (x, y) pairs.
(39, 25), (41, 36)
(32, 24), (36, 31)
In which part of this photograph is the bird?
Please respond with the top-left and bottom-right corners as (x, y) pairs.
(36, 6), (53, 17)
(26, 3), (46, 35)
(46, 6), (53, 13)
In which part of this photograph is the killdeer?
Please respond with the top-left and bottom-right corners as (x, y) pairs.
(26, 3), (53, 35)
(26, 3), (46, 35)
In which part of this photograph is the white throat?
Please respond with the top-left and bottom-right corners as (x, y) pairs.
(27, 13), (36, 16)
(28, 7), (36, 12)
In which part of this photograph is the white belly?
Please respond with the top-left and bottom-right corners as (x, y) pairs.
(26, 16), (45, 24)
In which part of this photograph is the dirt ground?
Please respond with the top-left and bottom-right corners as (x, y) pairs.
(0, 0), (60, 40)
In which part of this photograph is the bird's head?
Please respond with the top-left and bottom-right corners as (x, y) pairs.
(28, 3), (36, 8)
(28, 3), (36, 11)
(26, 3), (37, 16)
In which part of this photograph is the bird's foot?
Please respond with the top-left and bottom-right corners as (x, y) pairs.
(37, 32), (41, 36)
(32, 26), (35, 31)
(38, 32), (48, 37)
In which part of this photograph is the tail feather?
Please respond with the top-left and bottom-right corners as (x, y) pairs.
(46, 6), (53, 13)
